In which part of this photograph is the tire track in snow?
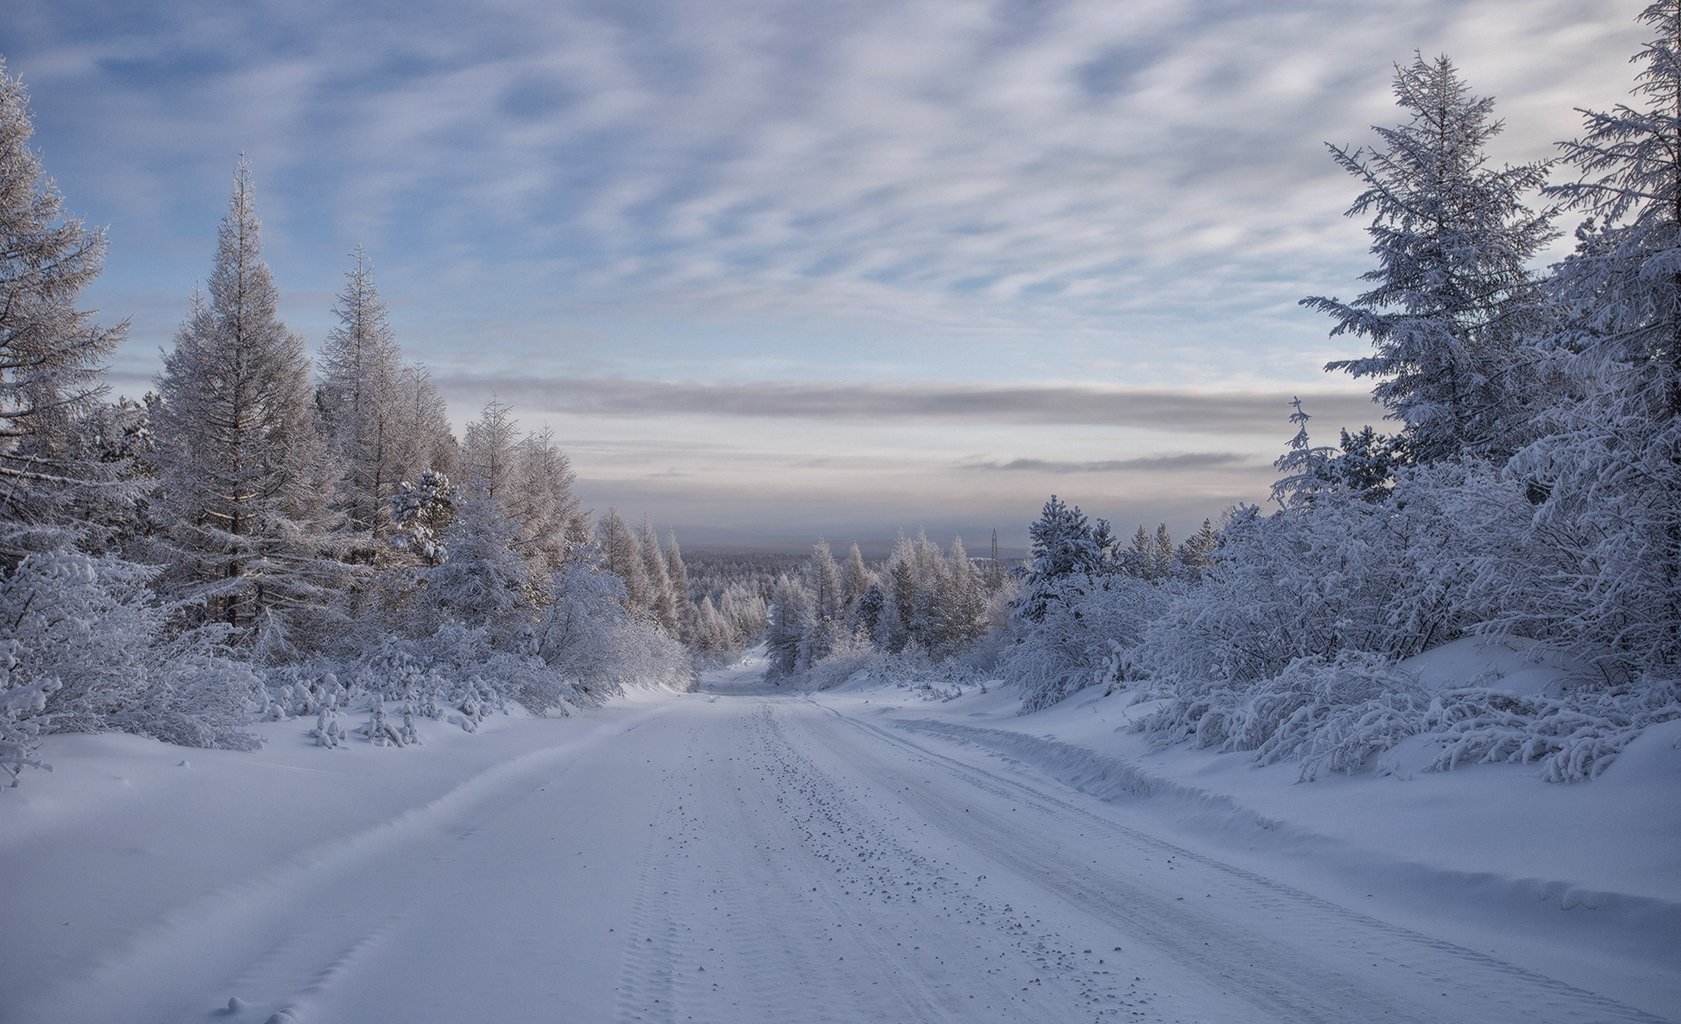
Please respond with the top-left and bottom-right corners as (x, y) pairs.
(743, 701), (1153, 1022)
(802, 702), (1672, 1024)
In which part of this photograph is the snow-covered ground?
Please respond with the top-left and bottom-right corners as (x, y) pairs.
(3, 652), (1676, 1023)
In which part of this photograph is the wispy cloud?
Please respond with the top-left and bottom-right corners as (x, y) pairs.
(12, 0), (1646, 360)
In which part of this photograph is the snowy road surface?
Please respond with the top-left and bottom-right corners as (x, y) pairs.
(4, 689), (1673, 1023)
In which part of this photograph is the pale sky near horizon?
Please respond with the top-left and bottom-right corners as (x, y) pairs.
(1, 0), (1648, 554)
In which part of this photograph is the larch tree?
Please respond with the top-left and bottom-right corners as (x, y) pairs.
(0, 59), (129, 559)
(153, 161), (343, 643)
(799, 540), (844, 669)
(390, 363), (456, 480)
(317, 247), (402, 550)
(507, 428), (587, 574)
(937, 537), (986, 652)
(1303, 54), (1556, 463)
(461, 397), (519, 500)
(664, 530), (693, 639)
(839, 542), (872, 616)
(597, 507), (649, 614)
(639, 517), (679, 632)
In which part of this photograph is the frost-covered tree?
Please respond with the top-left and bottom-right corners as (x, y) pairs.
(507, 429), (587, 573)
(460, 397), (519, 499)
(839, 542), (873, 617)
(419, 491), (532, 644)
(389, 468), (454, 566)
(664, 530), (693, 638)
(0, 60), (130, 559)
(1270, 397), (1339, 510)
(597, 508), (649, 613)
(317, 247), (402, 548)
(1501, 0), (1681, 674)
(1174, 519), (1219, 578)
(1546, 0), (1681, 409)
(153, 162), (343, 642)
(1016, 496), (1102, 621)
(639, 517), (679, 632)
(765, 574), (810, 679)
(389, 363), (456, 479)
(798, 540), (845, 669)
(936, 537), (987, 652)
(1303, 54), (1556, 463)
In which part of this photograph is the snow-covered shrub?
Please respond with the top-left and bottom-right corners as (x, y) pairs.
(1, 643), (56, 785)
(1002, 573), (1178, 713)
(0, 550), (261, 754)
(536, 563), (690, 700)
(1489, 358), (1681, 682)
(1140, 652), (1432, 781)
(1136, 466), (1508, 692)
(358, 695), (405, 747)
(109, 646), (265, 751)
(310, 703), (346, 748)
(398, 701), (422, 746)
(1427, 676), (1681, 782)
(805, 631), (888, 690)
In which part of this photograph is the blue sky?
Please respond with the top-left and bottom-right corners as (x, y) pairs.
(1, 0), (1645, 552)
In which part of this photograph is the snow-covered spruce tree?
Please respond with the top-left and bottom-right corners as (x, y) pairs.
(1501, 0), (1681, 675)
(389, 468), (454, 566)
(1014, 495), (1103, 622)
(153, 162), (345, 646)
(1303, 54), (1556, 464)
(1269, 397), (1339, 510)
(419, 490), (533, 647)
(316, 247), (402, 552)
(0, 59), (130, 560)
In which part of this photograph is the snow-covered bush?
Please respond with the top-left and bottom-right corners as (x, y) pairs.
(310, 702), (346, 748)
(358, 695), (405, 747)
(804, 630), (888, 690)
(1139, 652), (1431, 781)
(1136, 466), (1511, 691)
(0, 550), (261, 756)
(1002, 572), (1179, 713)
(1, 643), (55, 785)
(1427, 676), (1681, 782)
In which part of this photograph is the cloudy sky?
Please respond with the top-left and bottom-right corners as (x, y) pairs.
(2, 0), (1647, 552)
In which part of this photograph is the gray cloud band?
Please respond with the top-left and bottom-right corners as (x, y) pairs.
(433, 375), (1383, 436)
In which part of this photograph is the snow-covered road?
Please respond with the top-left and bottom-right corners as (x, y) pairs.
(3, 688), (1671, 1024)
